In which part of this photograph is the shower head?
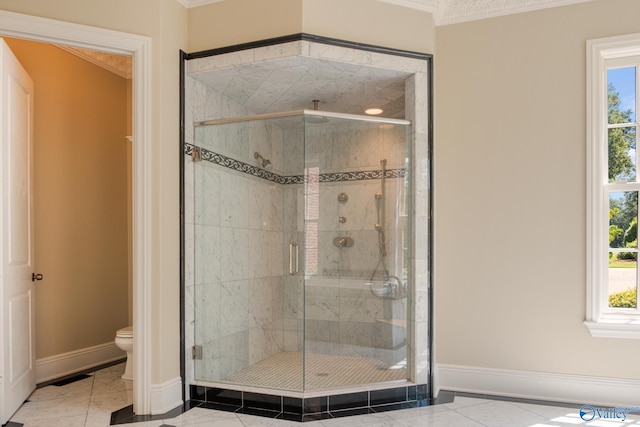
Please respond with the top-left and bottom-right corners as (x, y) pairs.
(254, 152), (272, 169)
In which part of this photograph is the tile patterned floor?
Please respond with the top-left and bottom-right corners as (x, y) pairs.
(8, 363), (132, 427)
(6, 364), (640, 427)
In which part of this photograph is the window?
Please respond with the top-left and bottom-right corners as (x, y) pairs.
(587, 34), (640, 338)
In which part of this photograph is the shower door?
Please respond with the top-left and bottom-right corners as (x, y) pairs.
(300, 115), (412, 391)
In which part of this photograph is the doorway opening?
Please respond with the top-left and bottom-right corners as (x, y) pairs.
(0, 10), (152, 416)
(4, 33), (133, 384)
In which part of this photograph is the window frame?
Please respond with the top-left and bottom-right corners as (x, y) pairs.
(586, 33), (640, 339)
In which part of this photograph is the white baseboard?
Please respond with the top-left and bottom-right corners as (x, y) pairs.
(438, 364), (640, 407)
(36, 342), (125, 384)
(150, 376), (183, 415)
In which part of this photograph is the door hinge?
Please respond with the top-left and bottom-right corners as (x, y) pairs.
(191, 146), (202, 163)
(192, 345), (203, 360)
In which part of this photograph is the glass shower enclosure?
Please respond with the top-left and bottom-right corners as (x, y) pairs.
(190, 109), (412, 393)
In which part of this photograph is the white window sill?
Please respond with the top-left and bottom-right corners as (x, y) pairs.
(585, 320), (640, 339)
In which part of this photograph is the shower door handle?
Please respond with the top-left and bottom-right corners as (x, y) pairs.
(289, 242), (299, 275)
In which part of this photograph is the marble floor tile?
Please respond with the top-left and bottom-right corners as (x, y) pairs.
(395, 409), (486, 427)
(373, 403), (450, 420)
(11, 394), (91, 423)
(164, 407), (240, 426)
(442, 395), (493, 410)
(26, 376), (94, 401)
(85, 389), (134, 427)
(168, 414), (246, 427)
(235, 413), (312, 427)
(455, 400), (548, 427)
(17, 413), (88, 427)
(511, 401), (582, 419)
(118, 422), (165, 427)
(317, 412), (394, 427)
(91, 375), (133, 397)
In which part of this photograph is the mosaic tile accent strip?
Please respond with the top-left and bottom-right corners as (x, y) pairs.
(185, 143), (405, 184)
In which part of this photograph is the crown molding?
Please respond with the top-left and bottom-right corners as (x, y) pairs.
(377, 0), (439, 13)
(437, 0), (596, 25)
(176, 0), (227, 7)
(57, 45), (132, 79)
(176, 0), (597, 25)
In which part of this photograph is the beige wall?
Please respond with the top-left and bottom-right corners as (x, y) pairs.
(435, 0), (640, 380)
(302, 0), (435, 54)
(0, 0), (187, 384)
(187, 0), (435, 54)
(4, 37), (129, 358)
(187, 0), (302, 52)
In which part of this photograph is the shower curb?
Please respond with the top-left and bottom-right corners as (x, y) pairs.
(187, 383), (437, 422)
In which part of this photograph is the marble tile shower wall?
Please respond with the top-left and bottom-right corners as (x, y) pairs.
(186, 75), (286, 384)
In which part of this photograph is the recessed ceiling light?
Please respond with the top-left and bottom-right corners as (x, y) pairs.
(365, 108), (383, 115)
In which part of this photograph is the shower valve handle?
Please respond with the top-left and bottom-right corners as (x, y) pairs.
(333, 236), (354, 248)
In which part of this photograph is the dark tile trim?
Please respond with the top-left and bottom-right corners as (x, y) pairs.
(2, 422), (24, 427)
(187, 384), (433, 422)
(184, 33), (432, 61)
(50, 374), (92, 387)
(328, 391), (368, 411)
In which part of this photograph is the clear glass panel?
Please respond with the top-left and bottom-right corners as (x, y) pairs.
(302, 116), (411, 391)
(608, 127), (636, 182)
(609, 191), (637, 250)
(608, 252), (638, 309)
(608, 191), (639, 310)
(608, 67), (636, 124)
(192, 116), (304, 391)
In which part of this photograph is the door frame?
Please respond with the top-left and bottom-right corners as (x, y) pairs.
(0, 10), (153, 414)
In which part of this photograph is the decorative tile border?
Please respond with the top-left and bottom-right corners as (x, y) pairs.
(185, 143), (406, 184)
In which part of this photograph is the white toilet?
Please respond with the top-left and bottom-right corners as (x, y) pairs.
(115, 326), (133, 381)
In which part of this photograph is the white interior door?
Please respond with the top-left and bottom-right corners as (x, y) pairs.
(0, 37), (35, 425)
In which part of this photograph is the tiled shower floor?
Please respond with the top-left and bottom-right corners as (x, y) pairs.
(225, 351), (407, 390)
